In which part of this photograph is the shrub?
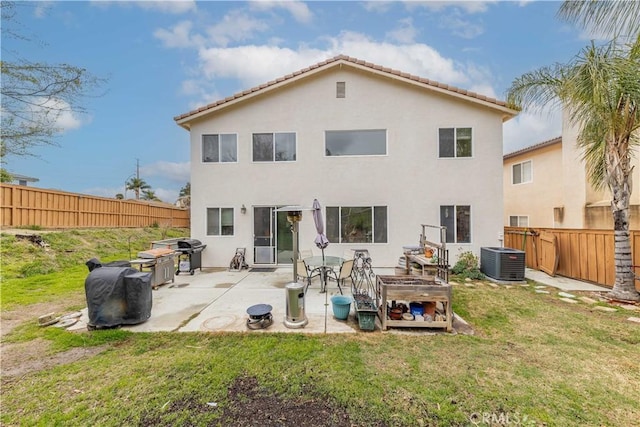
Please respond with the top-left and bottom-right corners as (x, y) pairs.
(452, 250), (485, 280)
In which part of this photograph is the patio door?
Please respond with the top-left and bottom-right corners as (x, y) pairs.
(253, 206), (293, 265)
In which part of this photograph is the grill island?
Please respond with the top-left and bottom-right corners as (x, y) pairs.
(377, 275), (452, 332)
(130, 248), (176, 289)
(175, 239), (206, 275)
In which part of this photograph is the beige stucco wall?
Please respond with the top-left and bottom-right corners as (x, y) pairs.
(504, 115), (640, 230)
(503, 142), (563, 227)
(186, 67), (508, 267)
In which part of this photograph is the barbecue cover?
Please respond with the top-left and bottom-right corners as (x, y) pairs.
(178, 239), (202, 249)
(85, 266), (152, 327)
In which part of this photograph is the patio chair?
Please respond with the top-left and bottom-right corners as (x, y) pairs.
(299, 249), (313, 259)
(327, 259), (354, 295)
(297, 259), (320, 293)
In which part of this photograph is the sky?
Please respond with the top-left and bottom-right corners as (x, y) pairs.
(2, 0), (597, 203)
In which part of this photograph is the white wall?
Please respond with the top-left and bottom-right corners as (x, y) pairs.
(186, 67), (508, 267)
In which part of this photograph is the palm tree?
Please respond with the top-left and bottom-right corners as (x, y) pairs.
(125, 177), (150, 200)
(141, 189), (160, 202)
(558, 1), (639, 42)
(507, 3), (640, 302)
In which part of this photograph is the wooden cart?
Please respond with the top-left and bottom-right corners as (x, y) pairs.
(377, 275), (452, 332)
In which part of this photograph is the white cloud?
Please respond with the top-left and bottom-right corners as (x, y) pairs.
(197, 45), (328, 87)
(467, 83), (497, 100)
(154, 20), (204, 48)
(410, 1), (497, 14)
(140, 161), (190, 183)
(34, 1), (53, 18)
(93, 0), (196, 14)
(137, 0), (196, 14)
(362, 1), (395, 13)
(205, 10), (269, 47)
(153, 187), (181, 204)
(195, 32), (476, 91)
(386, 17), (419, 44)
(250, 1), (313, 23)
(503, 108), (562, 154)
(440, 14), (484, 39)
(28, 98), (84, 132)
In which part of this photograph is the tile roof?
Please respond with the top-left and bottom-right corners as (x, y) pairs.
(174, 54), (518, 126)
(503, 136), (562, 160)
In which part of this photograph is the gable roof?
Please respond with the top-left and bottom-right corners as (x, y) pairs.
(503, 136), (562, 160)
(174, 54), (519, 129)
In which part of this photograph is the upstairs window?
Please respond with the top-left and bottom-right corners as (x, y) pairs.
(207, 207), (234, 236)
(325, 130), (387, 156)
(202, 134), (237, 163)
(253, 132), (296, 162)
(512, 160), (532, 184)
(439, 127), (472, 158)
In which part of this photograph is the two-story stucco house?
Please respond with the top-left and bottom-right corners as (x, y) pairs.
(175, 55), (518, 268)
(504, 117), (640, 229)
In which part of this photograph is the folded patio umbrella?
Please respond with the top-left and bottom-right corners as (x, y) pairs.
(312, 199), (329, 262)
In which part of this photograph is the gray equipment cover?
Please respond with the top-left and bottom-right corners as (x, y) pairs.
(85, 266), (152, 328)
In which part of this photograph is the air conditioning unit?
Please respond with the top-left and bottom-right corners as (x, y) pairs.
(480, 247), (525, 281)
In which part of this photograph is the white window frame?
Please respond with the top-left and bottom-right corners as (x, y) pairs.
(324, 129), (387, 157)
(440, 205), (472, 244)
(252, 132), (297, 162)
(202, 133), (238, 163)
(326, 206), (388, 244)
(438, 127), (473, 158)
(206, 207), (235, 236)
(512, 160), (532, 184)
(509, 216), (529, 227)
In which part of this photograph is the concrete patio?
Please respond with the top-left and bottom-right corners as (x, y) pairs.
(68, 265), (605, 335)
(70, 267), (394, 334)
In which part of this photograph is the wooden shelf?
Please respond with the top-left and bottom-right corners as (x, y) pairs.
(376, 275), (452, 332)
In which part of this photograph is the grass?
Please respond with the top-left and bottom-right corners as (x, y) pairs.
(1, 229), (640, 426)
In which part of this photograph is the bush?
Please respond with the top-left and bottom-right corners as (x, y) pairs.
(452, 250), (485, 280)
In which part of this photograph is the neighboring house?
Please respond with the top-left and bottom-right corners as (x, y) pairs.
(175, 55), (518, 268)
(503, 137), (563, 228)
(8, 173), (39, 186)
(503, 118), (640, 229)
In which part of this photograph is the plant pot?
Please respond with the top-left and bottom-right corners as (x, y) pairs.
(423, 301), (437, 317)
(330, 295), (352, 320)
(389, 307), (403, 320)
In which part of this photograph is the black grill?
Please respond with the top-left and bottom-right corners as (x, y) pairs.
(176, 239), (206, 275)
(177, 239), (203, 250)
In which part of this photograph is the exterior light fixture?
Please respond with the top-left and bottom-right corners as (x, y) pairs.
(241, 204), (247, 214)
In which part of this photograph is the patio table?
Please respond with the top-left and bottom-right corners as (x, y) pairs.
(304, 255), (344, 293)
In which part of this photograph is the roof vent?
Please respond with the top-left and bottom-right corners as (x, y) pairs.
(336, 81), (345, 98)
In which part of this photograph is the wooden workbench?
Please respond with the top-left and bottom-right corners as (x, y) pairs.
(377, 275), (452, 332)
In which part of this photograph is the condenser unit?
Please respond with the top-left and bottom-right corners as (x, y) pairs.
(480, 247), (525, 281)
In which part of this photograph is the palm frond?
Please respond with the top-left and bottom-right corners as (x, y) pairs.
(558, 0), (640, 40)
(505, 64), (566, 112)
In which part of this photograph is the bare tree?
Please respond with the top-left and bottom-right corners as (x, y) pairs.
(0, 2), (104, 162)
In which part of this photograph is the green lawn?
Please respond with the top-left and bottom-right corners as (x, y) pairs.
(1, 229), (639, 426)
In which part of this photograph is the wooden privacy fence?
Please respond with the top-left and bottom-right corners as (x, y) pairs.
(0, 184), (189, 229)
(504, 226), (640, 290)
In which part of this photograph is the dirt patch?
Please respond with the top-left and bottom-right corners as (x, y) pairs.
(1, 300), (105, 379)
(1, 338), (108, 378)
(136, 375), (378, 426)
(1, 298), (85, 339)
